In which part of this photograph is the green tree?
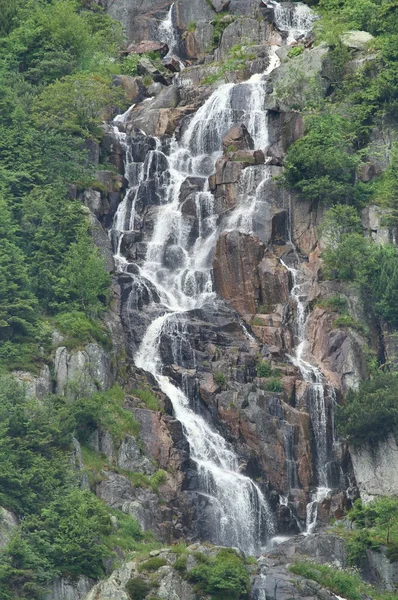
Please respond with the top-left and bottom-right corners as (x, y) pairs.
(282, 113), (359, 205)
(57, 233), (110, 317)
(32, 72), (125, 137)
(319, 205), (362, 248)
(0, 197), (37, 343)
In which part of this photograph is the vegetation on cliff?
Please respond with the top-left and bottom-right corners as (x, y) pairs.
(0, 0), (126, 372)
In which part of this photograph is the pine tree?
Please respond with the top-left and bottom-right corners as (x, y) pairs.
(0, 196), (38, 342)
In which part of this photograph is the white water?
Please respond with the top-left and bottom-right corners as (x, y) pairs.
(274, 2), (317, 44)
(111, 2), (317, 553)
(158, 3), (183, 63)
(279, 254), (334, 532)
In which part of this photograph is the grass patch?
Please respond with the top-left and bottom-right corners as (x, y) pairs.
(289, 560), (396, 600)
(188, 548), (250, 600)
(315, 295), (348, 313)
(264, 378), (283, 393)
(187, 21), (196, 33)
(333, 315), (368, 335)
(214, 372), (226, 389)
(137, 556), (167, 572)
(133, 387), (160, 411)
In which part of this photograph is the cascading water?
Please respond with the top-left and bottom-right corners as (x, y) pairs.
(111, 2), (317, 553)
(157, 3), (180, 58)
(280, 254), (335, 532)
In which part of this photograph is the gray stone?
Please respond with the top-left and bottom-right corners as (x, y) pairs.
(219, 18), (268, 59)
(88, 212), (115, 273)
(45, 576), (95, 600)
(54, 344), (112, 398)
(0, 507), (18, 548)
(117, 435), (156, 474)
(84, 561), (135, 600)
(210, 0), (230, 12)
(361, 205), (391, 245)
(71, 438), (90, 490)
(365, 546), (398, 591)
(341, 30), (375, 50)
(350, 436), (398, 501)
(175, 0), (214, 29)
(12, 365), (52, 400)
(157, 569), (196, 600)
(122, 487), (162, 533)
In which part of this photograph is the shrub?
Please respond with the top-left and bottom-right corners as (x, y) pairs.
(56, 311), (110, 347)
(174, 554), (188, 572)
(336, 372), (398, 447)
(187, 21), (196, 32)
(282, 113), (360, 204)
(265, 378), (283, 393)
(133, 388), (160, 411)
(288, 46), (304, 58)
(126, 577), (152, 600)
(214, 372), (227, 388)
(289, 561), (362, 600)
(188, 548), (250, 600)
(316, 296), (348, 313)
(256, 360), (272, 378)
(137, 556), (167, 572)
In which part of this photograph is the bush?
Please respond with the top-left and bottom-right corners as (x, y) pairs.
(265, 378), (283, 393)
(137, 556), (167, 572)
(336, 372), (398, 447)
(188, 548), (250, 600)
(282, 113), (360, 204)
(56, 311), (110, 347)
(126, 577), (152, 600)
(316, 296), (348, 313)
(289, 561), (362, 600)
(256, 360), (272, 378)
(288, 46), (304, 58)
(73, 386), (140, 444)
(214, 372), (227, 388)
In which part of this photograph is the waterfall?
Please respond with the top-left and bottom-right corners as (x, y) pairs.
(111, 3), (317, 553)
(274, 2), (317, 44)
(157, 3), (182, 61)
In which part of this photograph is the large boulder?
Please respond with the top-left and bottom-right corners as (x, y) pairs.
(54, 343), (112, 398)
(222, 123), (254, 152)
(350, 436), (398, 500)
(341, 30), (374, 50)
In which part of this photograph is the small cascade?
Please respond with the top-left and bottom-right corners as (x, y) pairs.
(274, 2), (318, 44)
(157, 3), (180, 58)
(280, 255), (335, 532)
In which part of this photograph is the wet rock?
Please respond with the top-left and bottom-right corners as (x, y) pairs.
(275, 532), (347, 566)
(228, 149), (265, 166)
(163, 55), (182, 72)
(125, 40), (169, 57)
(222, 123), (254, 152)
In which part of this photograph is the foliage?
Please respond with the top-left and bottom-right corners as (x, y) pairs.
(211, 13), (234, 49)
(336, 498), (398, 566)
(265, 378), (283, 393)
(201, 45), (255, 84)
(319, 205), (362, 248)
(187, 21), (197, 32)
(315, 295), (348, 313)
(137, 556), (167, 572)
(0, 196), (38, 345)
(0, 376), (149, 599)
(188, 548), (250, 600)
(274, 67), (323, 111)
(73, 386), (140, 444)
(336, 372), (398, 446)
(288, 560), (395, 600)
(256, 360), (272, 378)
(214, 372), (227, 388)
(333, 315), (367, 335)
(133, 387), (160, 411)
(56, 311), (110, 348)
(32, 73), (126, 138)
(373, 143), (398, 225)
(282, 113), (360, 204)
(288, 46), (304, 58)
(126, 577), (153, 600)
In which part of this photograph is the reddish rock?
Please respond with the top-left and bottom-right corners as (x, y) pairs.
(222, 124), (254, 153)
(213, 231), (264, 316)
